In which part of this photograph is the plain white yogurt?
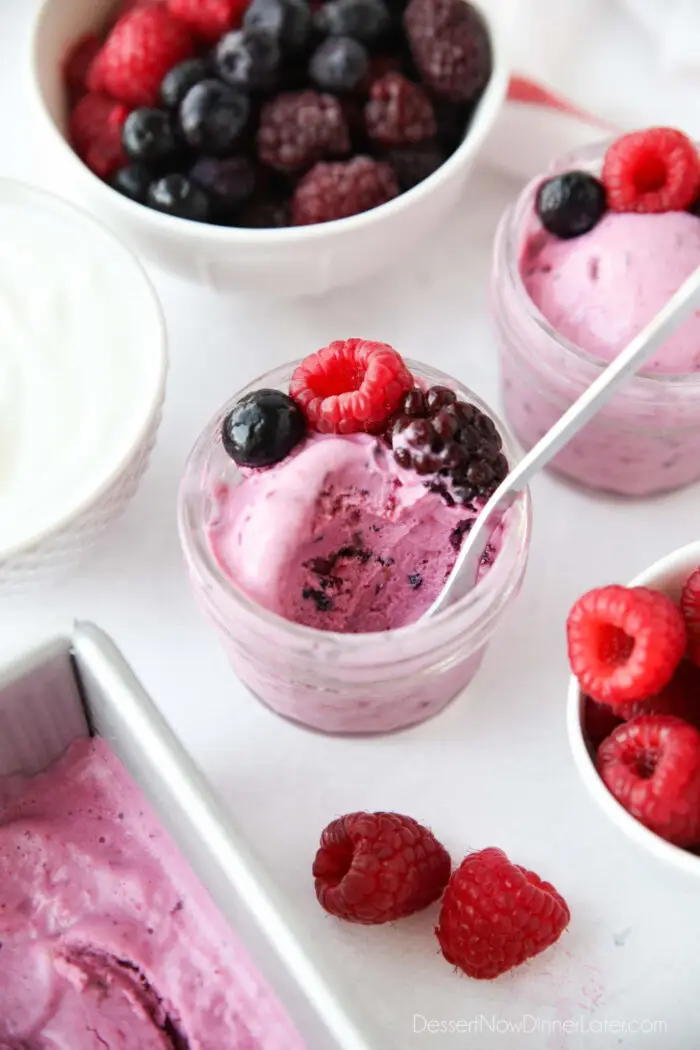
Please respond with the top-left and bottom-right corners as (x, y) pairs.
(0, 181), (165, 558)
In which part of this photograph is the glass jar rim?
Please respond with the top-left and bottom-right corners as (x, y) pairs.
(178, 357), (532, 656)
(498, 137), (700, 388)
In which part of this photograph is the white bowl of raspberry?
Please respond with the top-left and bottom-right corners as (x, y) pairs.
(566, 541), (700, 878)
(31, 0), (507, 296)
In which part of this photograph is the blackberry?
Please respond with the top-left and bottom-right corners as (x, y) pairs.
(243, 0), (312, 54)
(122, 108), (180, 165)
(404, 0), (491, 103)
(309, 37), (369, 93)
(190, 156), (256, 219)
(160, 57), (211, 109)
(434, 100), (473, 153)
(386, 386), (507, 504)
(365, 72), (435, 147)
(385, 141), (444, 190)
(221, 389), (306, 466)
(236, 197), (291, 227)
(215, 29), (281, 92)
(147, 174), (211, 221)
(179, 79), (250, 155)
(535, 171), (607, 239)
(291, 155), (398, 224)
(111, 163), (153, 204)
(257, 91), (350, 172)
(314, 0), (391, 45)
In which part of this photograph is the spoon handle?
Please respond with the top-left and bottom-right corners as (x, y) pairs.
(426, 265), (700, 618)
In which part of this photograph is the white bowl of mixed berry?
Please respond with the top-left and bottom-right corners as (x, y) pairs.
(31, 0), (506, 295)
(566, 542), (700, 877)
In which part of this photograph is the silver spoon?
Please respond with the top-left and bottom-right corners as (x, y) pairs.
(425, 265), (700, 619)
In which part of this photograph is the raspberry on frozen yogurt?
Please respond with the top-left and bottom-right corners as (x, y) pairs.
(207, 339), (509, 632)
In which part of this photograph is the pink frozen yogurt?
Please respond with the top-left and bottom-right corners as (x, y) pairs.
(208, 432), (495, 633)
(0, 739), (302, 1050)
(492, 140), (700, 497)
(521, 210), (700, 374)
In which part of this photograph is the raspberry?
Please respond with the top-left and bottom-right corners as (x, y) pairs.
(404, 0), (491, 104)
(597, 715), (700, 846)
(87, 7), (194, 107)
(365, 72), (436, 147)
(257, 91), (350, 173)
(63, 33), (102, 99)
(69, 93), (129, 178)
(291, 156), (398, 224)
(312, 811), (451, 924)
(167, 0), (247, 41)
(567, 585), (687, 708)
(290, 338), (414, 433)
(602, 128), (700, 214)
(681, 567), (700, 666)
(435, 848), (570, 980)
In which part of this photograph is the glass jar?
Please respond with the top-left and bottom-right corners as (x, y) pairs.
(491, 141), (700, 497)
(178, 360), (531, 735)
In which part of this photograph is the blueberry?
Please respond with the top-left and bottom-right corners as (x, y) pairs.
(215, 29), (280, 91)
(190, 156), (256, 219)
(179, 79), (250, 155)
(111, 164), (152, 204)
(243, 0), (312, 54)
(308, 37), (368, 92)
(160, 57), (211, 109)
(535, 171), (607, 239)
(147, 174), (211, 221)
(313, 0), (391, 45)
(221, 389), (306, 466)
(122, 108), (180, 165)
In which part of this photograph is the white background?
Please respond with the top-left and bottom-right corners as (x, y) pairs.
(2, 1), (700, 1047)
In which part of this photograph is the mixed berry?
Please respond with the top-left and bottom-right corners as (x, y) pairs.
(312, 811), (570, 979)
(63, 0), (492, 227)
(568, 572), (700, 849)
(220, 338), (507, 508)
(535, 126), (700, 240)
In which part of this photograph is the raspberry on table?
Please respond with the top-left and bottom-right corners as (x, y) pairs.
(86, 6), (194, 107)
(215, 28), (281, 91)
(597, 715), (700, 846)
(681, 567), (700, 667)
(365, 72), (436, 147)
(309, 37), (369, 94)
(404, 0), (491, 103)
(386, 387), (507, 504)
(167, 0), (247, 41)
(567, 585), (687, 709)
(313, 0), (392, 45)
(290, 338), (414, 433)
(385, 141), (445, 190)
(313, 811), (451, 924)
(602, 128), (700, 214)
(258, 91), (350, 173)
(69, 92), (129, 178)
(292, 155), (398, 224)
(435, 848), (570, 980)
(63, 33), (103, 99)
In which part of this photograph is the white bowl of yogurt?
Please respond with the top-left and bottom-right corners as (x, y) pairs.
(0, 180), (167, 587)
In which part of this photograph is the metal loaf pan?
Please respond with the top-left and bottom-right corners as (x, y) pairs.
(0, 623), (383, 1050)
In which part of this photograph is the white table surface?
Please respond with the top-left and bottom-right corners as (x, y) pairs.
(3, 2), (700, 1048)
